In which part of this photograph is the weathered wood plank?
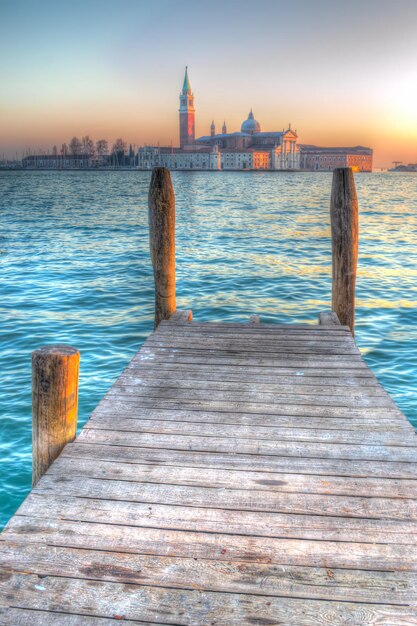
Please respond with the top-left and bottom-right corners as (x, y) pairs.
(2, 520), (417, 570)
(116, 373), (387, 396)
(0, 608), (145, 626)
(65, 441), (417, 478)
(32, 473), (417, 521)
(90, 406), (411, 433)
(86, 416), (415, 447)
(144, 330), (356, 345)
(126, 360), (375, 378)
(13, 492), (417, 544)
(77, 427), (417, 462)
(45, 456), (417, 498)
(156, 325), (349, 337)
(120, 368), (380, 388)
(157, 320), (351, 331)
(94, 396), (403, 420)
(106, 384), (396, 409)
(137, 341), (363, 358)
(2, 573), (417, 626)
(1, 543), (416, 604)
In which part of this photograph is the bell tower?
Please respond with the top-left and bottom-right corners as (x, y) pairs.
(179, 67), (195, 148)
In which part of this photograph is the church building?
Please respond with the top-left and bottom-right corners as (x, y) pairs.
(137, 68), (372, 172)
(138, 68), (301, 171)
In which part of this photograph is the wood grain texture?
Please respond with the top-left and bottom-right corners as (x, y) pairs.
(330, 168), (359, 334)
(168, 309), (193, 323)
(319, 310), (341, 326)
(148, 167), (176, 328)
(31, 345), (80, 487)
(2, 319), (416, 624)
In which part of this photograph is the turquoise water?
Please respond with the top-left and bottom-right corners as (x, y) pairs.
(1, 170), (416, 528)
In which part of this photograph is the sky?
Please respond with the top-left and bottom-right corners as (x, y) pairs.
(0, 0), (416, 167)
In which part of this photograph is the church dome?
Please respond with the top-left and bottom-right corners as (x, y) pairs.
(241, 110), (261, 134)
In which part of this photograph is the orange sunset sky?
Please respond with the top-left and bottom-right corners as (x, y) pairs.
(1, 0), (416, 168)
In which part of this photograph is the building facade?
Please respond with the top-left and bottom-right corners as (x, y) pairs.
(299, 145), (373, 172)
(22, 154), (94, 168)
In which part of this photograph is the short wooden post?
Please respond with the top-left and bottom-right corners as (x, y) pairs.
(148, 167), (176, 328)
(330, 168), (358, 334)
(32, 345), (80, 486)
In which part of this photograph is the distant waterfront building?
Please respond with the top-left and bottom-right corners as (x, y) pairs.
(22, 151), (138, 169)
(138, 68), (372, 172)
(300, 145), (373, 172)
(388, 162), (417, 172)
(22, 154), (94, 169)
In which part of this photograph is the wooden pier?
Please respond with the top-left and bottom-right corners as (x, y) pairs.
(1, 169), (416, 624)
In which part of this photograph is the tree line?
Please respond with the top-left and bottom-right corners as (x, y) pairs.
(51, 136), (132, 158)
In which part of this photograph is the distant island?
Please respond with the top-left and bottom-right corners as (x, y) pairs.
(2, 68), (374, 173)
(389, 163), (417, 172)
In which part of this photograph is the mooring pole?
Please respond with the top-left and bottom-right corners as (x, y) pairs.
(330, 167), (359, 335)
(32, 345), (80, 486)
(148, 167), (176, 328)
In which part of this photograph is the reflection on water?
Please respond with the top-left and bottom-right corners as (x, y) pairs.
(1, 170), (416, 527)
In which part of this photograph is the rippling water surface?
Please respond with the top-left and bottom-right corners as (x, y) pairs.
(1, 170), (416, 527)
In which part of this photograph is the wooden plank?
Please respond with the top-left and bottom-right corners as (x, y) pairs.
(144, 331), (356, 346)
(156, 325), (349, 337)
(157, 320), (351, 331)
(89, 406), (411, 433)
(85, 416), (415, 447)
(106, 384), (396, 409)
(126, 361), (375, 378)
(14, 492), (417, 544)
(1, 542), (416, 604)
(95, 393), (403, 419)
(134, 349), (370, 369)
(145, 331), (357, 345)
(65, 441), (417, 479)
(2, 519), (417, 570)
(46, 456), (417, 498)
(121, 367), (380, 386)
(116, 373), (387, 395)
(138, 340), (362, 356)
(0, 609), (145, 626)
(2, 573), (417, 626)
(78, 426), (417, 462)
(32, 473), (417, 521)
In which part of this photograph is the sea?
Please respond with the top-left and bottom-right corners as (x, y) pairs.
(1, 169), (416, 528)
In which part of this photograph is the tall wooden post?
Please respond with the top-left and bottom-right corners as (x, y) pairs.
(148, 167), (176, 328)
(32, 345), (80, 486)
(330, 168), (359, 335)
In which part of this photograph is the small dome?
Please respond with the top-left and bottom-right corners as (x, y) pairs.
(241, 110), (261, 134)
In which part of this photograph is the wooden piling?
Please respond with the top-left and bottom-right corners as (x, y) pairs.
(148, 167), (176, 328)
(32, 345), (80, 486)
(330, 167), (358, 334)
